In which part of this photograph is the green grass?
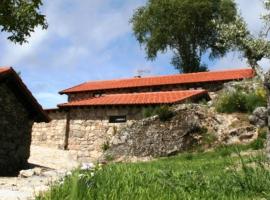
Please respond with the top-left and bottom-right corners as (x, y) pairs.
(37, 142), (270, 200)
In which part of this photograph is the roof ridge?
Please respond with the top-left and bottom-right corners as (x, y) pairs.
(100, 89), (207, 96)
(0, 66), (12, 73)
(60, 68), (254, 94)
(80, 68), (251, 84)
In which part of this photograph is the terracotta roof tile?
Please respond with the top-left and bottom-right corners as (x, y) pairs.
(58, 90), (208, 107)
(60, 68), (254, 94)
(0, 67), (11, 74)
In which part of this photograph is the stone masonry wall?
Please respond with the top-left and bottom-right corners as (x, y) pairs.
(0, 83), (33, 175)
(32, 106), (143, 162)
(32, 111), (67, 149)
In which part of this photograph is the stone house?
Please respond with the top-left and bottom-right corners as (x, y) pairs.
(32, 68), (254, 162)
(0, 67), (49, 175)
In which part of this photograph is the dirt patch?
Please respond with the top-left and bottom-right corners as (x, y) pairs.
(0, 145), (79, 200)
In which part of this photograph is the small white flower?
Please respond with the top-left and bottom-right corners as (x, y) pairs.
(81, 163), (95, 170)
(59, 180), (64, 185)
(66, 171), (72, 176)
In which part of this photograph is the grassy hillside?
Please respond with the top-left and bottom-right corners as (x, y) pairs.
(37, 144), (270, 200)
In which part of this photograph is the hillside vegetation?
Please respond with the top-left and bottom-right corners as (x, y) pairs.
(37, 137), (270, 200)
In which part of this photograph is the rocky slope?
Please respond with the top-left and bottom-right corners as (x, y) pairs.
(104, 104), (258, 160)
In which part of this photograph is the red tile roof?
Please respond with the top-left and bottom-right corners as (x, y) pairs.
(60, 68), (254, 94)
(58, 90), (208, 107)
(0, 67), (11, 74)
(0, 67), (50, 122)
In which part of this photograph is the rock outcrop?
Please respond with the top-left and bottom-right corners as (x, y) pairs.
(104, 104), (258, 160)
(249, 107), (267, 127)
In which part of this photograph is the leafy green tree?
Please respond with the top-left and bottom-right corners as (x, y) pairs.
(131, 0), (237, 73)
(215, 15), (270, 81)
(0, 0), (47, 44)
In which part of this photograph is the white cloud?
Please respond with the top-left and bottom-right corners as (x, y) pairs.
(0, 0), (144, 68)
(0, 27), (48, 66)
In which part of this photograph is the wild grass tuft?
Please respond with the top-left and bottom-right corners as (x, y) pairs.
(37, 145), (270, 200)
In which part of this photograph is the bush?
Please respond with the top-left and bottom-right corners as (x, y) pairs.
(155, 106), (174, 122)
(143, 107), (157, 118)
(245, 90), (267, 113)
(215, 88), (267, 113)
(101, 141), (110, 151)
(143, 106), (174, 121)
(215, 90), (247, 113)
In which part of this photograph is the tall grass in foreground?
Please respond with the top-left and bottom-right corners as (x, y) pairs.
(37, 145), (270, 200)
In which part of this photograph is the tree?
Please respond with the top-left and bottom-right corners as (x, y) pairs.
(0, 0), (47, 44)
(214, 15), (270, 81)
(131, 0), (237, 73)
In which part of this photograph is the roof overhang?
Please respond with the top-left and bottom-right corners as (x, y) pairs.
(0, 67), (50, 123)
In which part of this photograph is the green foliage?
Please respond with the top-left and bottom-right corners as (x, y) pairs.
(142, 107), (157, 118)
(245, 88), (267, 112)
(104, 154), (114, 161)
(101, 141), (110, 152)
(229, 154), (270, 195)
(143, 106), (174, 122)
(249, 127), (267, 150)
(201, 132), (217, 147)
(215, 88), (267, 113)
(215, 144), (246, 157)
(131, 0), (237, 73)
(215, 90), (247, 113)
(0, 0), (47, 44)
(38, 149), (270, 200)
(155, 106), (174, 122)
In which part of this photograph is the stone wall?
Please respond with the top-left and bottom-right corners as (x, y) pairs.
(0, 83), (33, 175)
(32, 106), (143, 162)
(32, 111), (67, 149)
(105, 104), (258, 160)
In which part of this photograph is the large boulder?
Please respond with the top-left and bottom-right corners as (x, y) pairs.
(249, 107), (267, 127)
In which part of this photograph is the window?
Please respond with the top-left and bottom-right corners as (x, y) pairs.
(93, 93), (103, 97)
(152, 87), (161, 92)
(109, 115), (127, 123)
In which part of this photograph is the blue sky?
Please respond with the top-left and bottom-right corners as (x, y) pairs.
(0, 0), (269, 109)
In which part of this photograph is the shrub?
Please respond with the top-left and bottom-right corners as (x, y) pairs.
(155, 106), (174, 122)
(215, 88), (267, 113)
(215, 90), (247, 113)
(245, 91), (267, 113)
(143, 107), (156, 118)
(101, 141), (110, 151)
(143, 106), (174, 121)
